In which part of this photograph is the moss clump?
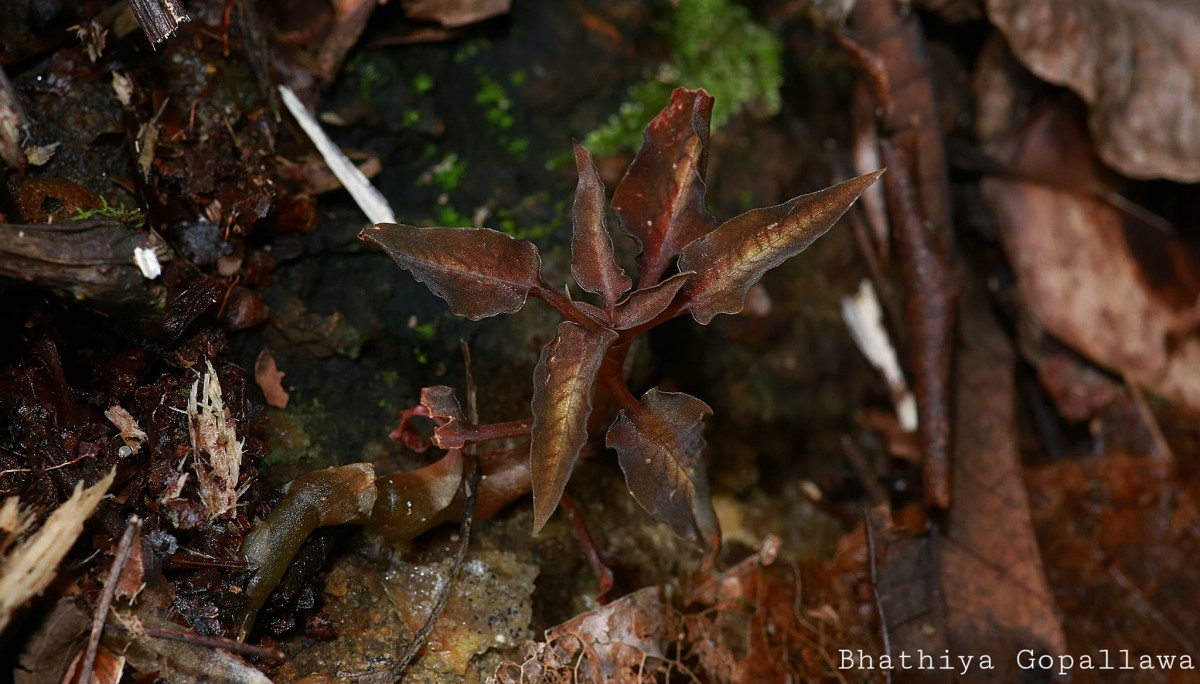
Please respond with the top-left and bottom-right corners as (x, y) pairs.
(584, 0), (783, 155)
(72, 196), (145, 228)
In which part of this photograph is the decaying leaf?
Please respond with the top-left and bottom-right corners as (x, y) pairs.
(571, 141), (631, 310)
(186, 360), (244, 522)
(498, 536), (824, 683)
(529, 322), (618, 534)
(678, 170), (884, 324)
(606, 389), (719, 554)
(0, 470), (115, 635)
(401, 0), (511, 28)
(987, 0), (1200, 181)
(982, 107), (1200, 412)
(867, 298), (1066, 680)
(611, 88), (717, 286)
(940, 296), (1065, 668)
(360, 224), (542, 320)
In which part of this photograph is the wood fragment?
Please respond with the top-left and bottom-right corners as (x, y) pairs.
(879, 140), (955, 510)
(0, 66), (28, 168)
(127, 0), (191, 46)
(843, 1), (959, 509)
(79, 517), (140, 684)
(278, 85), (396, 226)
(0, 470), (115, 635)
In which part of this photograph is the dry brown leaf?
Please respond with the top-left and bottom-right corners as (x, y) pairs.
(940, 296), (1065, 666)
(401, 0), (511, 28)
(253, 348), (290, 409)
(867, 299), (1065, 680)
(987, 0), (1200, 181)
(1028, 456), (1200, 678)
(982, 107), (1200, 412)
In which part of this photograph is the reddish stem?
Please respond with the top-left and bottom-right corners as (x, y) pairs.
(457, 419), (534, 445)
(531, 279), (594, 328)
(560, 492), (615, 602)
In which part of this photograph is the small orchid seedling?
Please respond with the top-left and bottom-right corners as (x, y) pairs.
(237, 87), (881, 638)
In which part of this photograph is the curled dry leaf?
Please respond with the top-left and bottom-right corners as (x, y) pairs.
(360, 224), (542, 320)
(571, 141), (631, 309)
(606, 389), (719, 555)
(678, 170), (885, 324)
(419, 385), (469, 449)
(611, 88), (717, 286)
(529, 322), (618, 534)
(987, 0), (1200, 181)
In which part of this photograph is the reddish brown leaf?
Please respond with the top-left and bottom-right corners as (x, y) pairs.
(571, 141), (631, 309)
(530, 322), (618, 533)
(420, 385), (470, 450)
(612, 271), (691, 330)
(610, 88), (717, 286)
(605, 389), (719, 554)
(360, 223), (542, 320)
(678, 170), (884, 324)
(254, 348), (289, 409)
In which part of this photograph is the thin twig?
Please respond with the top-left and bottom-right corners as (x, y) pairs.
(863, 509), (893, 684)
(103, 622), (285, 660)
(1124, 374), (1173, 460)
(80, 516), (141, 684)
(391, 345), (483, 678)
(840, 435), (889, 507)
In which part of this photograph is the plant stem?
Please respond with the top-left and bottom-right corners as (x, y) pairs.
(531, 279), (594, 328)
(459, 418), (534, 444)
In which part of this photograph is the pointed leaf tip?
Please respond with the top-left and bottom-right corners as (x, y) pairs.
(530, 322), (619, 534)
(361, 223), (543, 320)
(571, 141), (631, 308)
(611, 89), (718, 286)
(678, 169), (885, 324)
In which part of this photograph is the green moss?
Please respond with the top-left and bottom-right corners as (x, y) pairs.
(72, 196), (144, 229)
(430, 153), (467, 192)
(412, 72), (435, 94)
(433, 204), (470, 227)
(263, 401), (334, 469)
(380, 369), (400, 388)
(584, 0), (783, 155)
(345, 53), (390, 103)
(473, 73), (529, 160)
